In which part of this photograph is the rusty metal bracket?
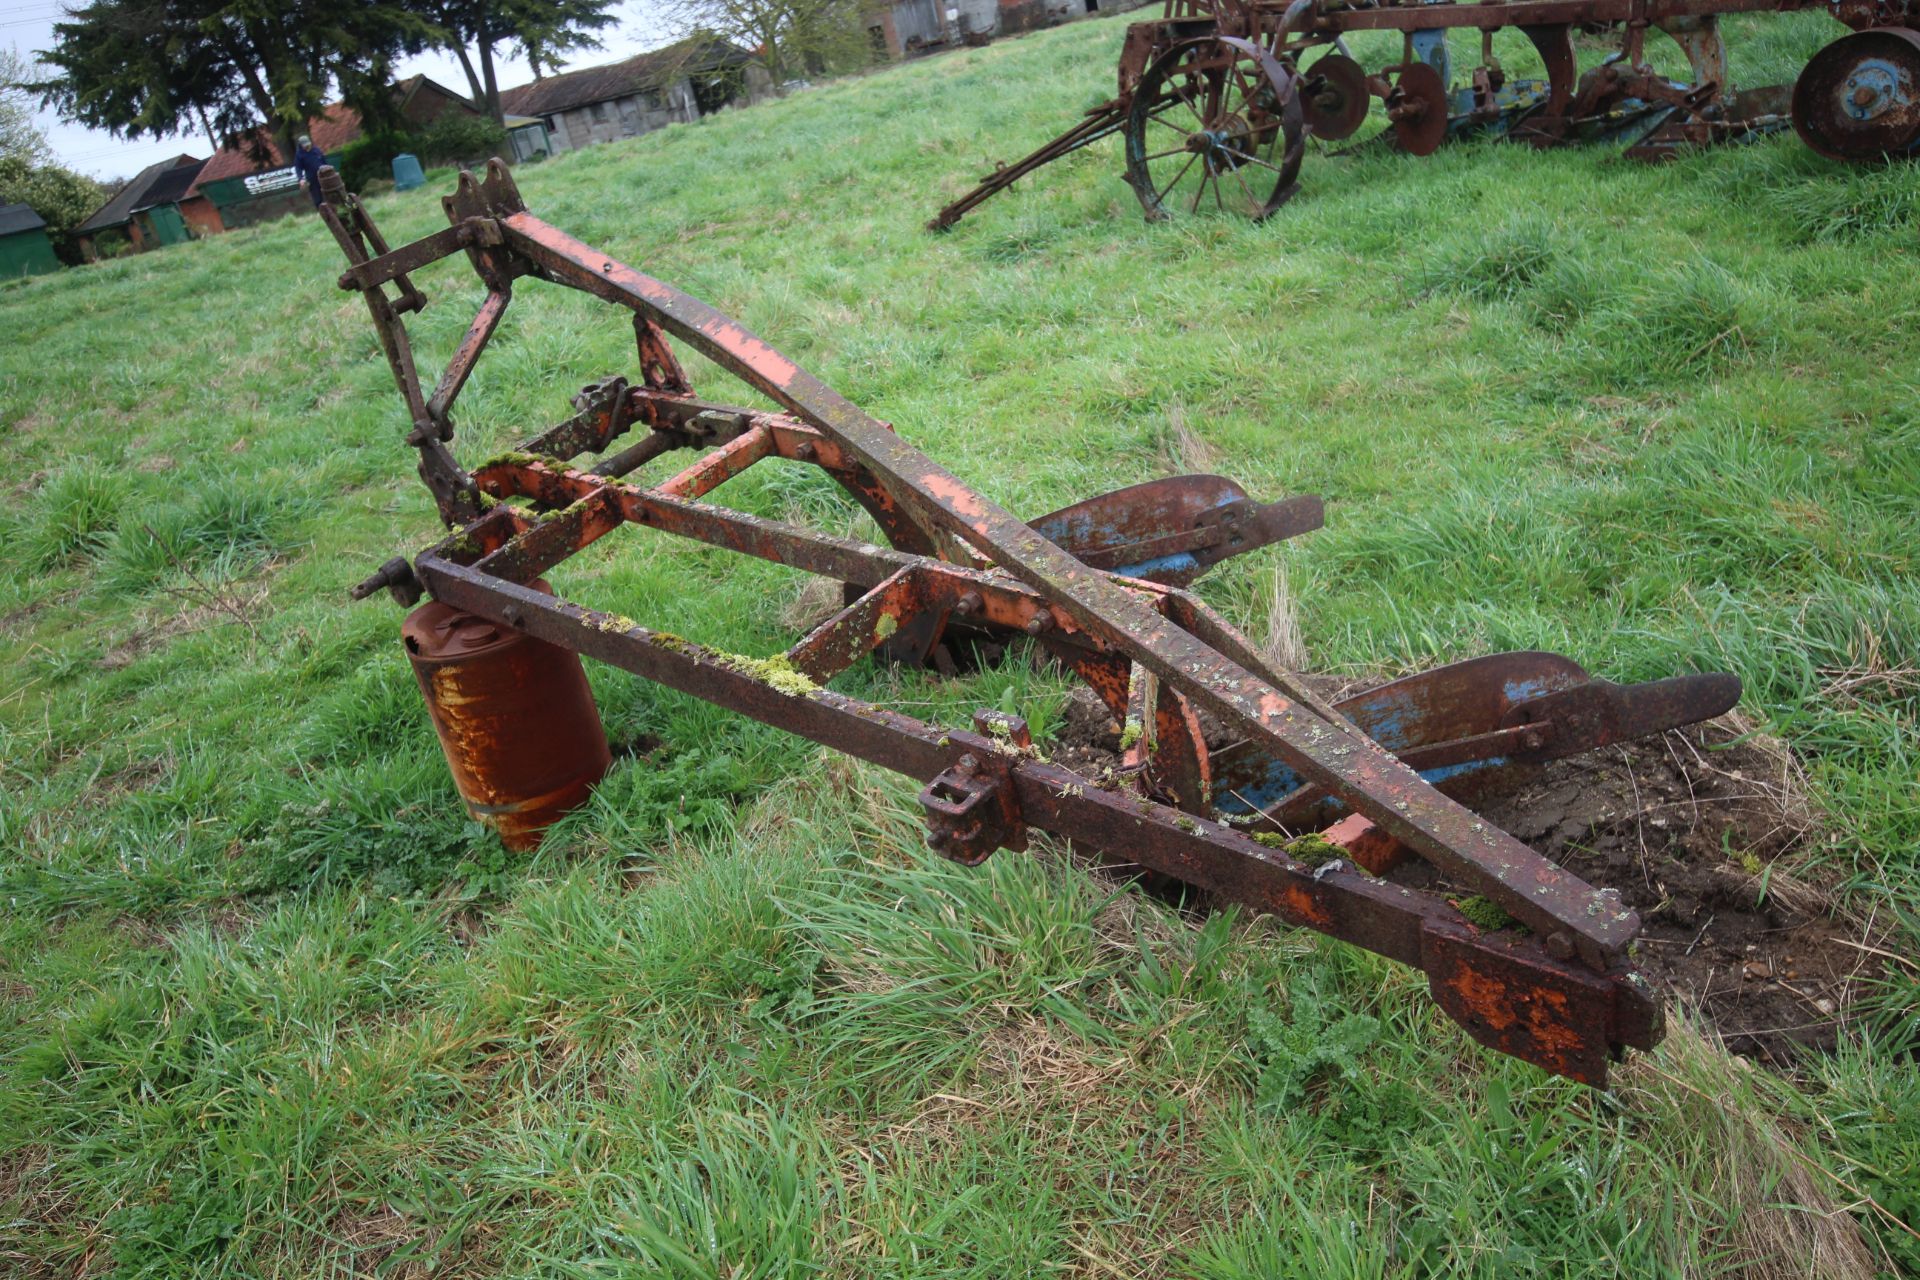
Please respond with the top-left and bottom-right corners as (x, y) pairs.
(921, 714), (1033, 864)
(320, 162), (1752, 1086)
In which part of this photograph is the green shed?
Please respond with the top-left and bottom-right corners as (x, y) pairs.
(72, 154), (208, 261)
(0, 203), (61, 279)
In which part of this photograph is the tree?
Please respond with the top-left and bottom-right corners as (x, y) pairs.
(36, 0), (428, 165)
(2, 49), (53, 165)
(0, 154), (107, 264)
(653, 0), (876, 95)
(2, 49), (101, 265)
(511, 0), (620, 82)
(418, 0), (618, 123)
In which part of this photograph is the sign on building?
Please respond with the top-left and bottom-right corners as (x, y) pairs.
(243, 167), (299, 196)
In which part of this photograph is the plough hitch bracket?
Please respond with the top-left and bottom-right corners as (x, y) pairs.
(920, 714), (1033, 865)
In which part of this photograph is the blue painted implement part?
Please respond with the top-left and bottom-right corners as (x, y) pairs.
(1031, 476), (1323, 587)
(1211, 653), (1740, 826)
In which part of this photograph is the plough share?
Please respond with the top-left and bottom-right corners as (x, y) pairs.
(931, 0), (1920, 226)
(322, 162), (1740, 1086)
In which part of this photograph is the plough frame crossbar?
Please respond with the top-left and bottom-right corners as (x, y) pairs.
(321, 161), (1740, 1085)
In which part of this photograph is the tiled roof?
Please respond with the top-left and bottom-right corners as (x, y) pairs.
(76, 155), (207, 233)
(188, 104), (365, 194)
(499, 36), (749, 118)
(184, 76), (488, 197)
(0, 202), (47, 236)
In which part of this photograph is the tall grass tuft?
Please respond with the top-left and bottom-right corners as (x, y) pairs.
(104, 473), (307, 591)
(1414, 216), (1564, 304)
(17, 462), (129, 565)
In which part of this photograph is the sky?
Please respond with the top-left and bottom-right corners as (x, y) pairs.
(2, 1), (675, 182)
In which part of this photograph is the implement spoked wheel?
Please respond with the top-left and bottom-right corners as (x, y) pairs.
(1124, 36), (1305, 221)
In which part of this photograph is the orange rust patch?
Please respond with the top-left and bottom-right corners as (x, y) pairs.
(1256, 691), (1293, 719)
(1446, 966), (1519, 1032)
(1523, 987), (1588, 1055)
(1323, 814), (1407, 876)
(701, 320), (800, 386)
(1278, 884), (1333, 928)
(921, 472), (988, 519)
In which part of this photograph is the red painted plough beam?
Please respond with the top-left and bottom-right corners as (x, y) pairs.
(320, 162), (1739, 1086)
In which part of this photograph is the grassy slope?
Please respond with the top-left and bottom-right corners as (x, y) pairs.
(2, 12), (1918, 1276)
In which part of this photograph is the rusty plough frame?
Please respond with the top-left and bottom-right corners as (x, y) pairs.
(321, 162), (1741, 1086)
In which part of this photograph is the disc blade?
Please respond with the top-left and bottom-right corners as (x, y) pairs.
(1391, 62), (1451, 156)
(1302, 53), (1370, 141)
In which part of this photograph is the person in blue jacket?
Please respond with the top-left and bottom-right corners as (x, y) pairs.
(292, 135), (327, 207)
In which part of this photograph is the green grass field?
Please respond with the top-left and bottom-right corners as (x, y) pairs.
(3, 11), (1919, 1276)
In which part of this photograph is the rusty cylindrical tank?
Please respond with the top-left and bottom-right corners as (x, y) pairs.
(402, 589), (612, 850)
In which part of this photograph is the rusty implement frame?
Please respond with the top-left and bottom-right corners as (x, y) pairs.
(930, 0), (1920, 228)
(321, 162), (1744, 1086)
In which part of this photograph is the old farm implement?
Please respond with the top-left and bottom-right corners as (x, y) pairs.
(321, 162), (1741, 1085)
(930, 0), (1920, 226)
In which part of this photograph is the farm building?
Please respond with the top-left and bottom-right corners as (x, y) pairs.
(0, 203), (60, 279)
(72, 154), (211, 261)
(182, 76), (543, 230)
(499, 36), (768, 154)
(869, 0), (1149, 58)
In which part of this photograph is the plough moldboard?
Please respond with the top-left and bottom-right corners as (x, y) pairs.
(930, 0), (1920, 227)
(320, 162), (1742, 1087)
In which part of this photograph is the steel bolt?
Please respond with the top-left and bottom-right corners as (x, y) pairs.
(1544, 931), (1575, 961)
(1522, 730), (1544, 751)
(794, 441), (817, 461)
(956, 753), (980, 777)
(1024, 612), (1054, 636)
(955, 591), (983, 616)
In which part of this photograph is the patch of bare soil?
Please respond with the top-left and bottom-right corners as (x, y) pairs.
(1049, 683), (1880, 1066)
(1466, 720), (1876, 1065)
(95, 601), (234, 669)
(0, 1145), (102, 1278)
(0, 588), (82, 636)
(326, 1206), (427, 1278)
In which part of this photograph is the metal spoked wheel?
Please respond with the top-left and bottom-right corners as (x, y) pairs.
(1124, 36), (1305, 221)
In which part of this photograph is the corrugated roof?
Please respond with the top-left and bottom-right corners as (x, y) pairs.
(0, 202), (47, 236)
(76, 155), (207, 234)
(499, 36), (750, 119)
